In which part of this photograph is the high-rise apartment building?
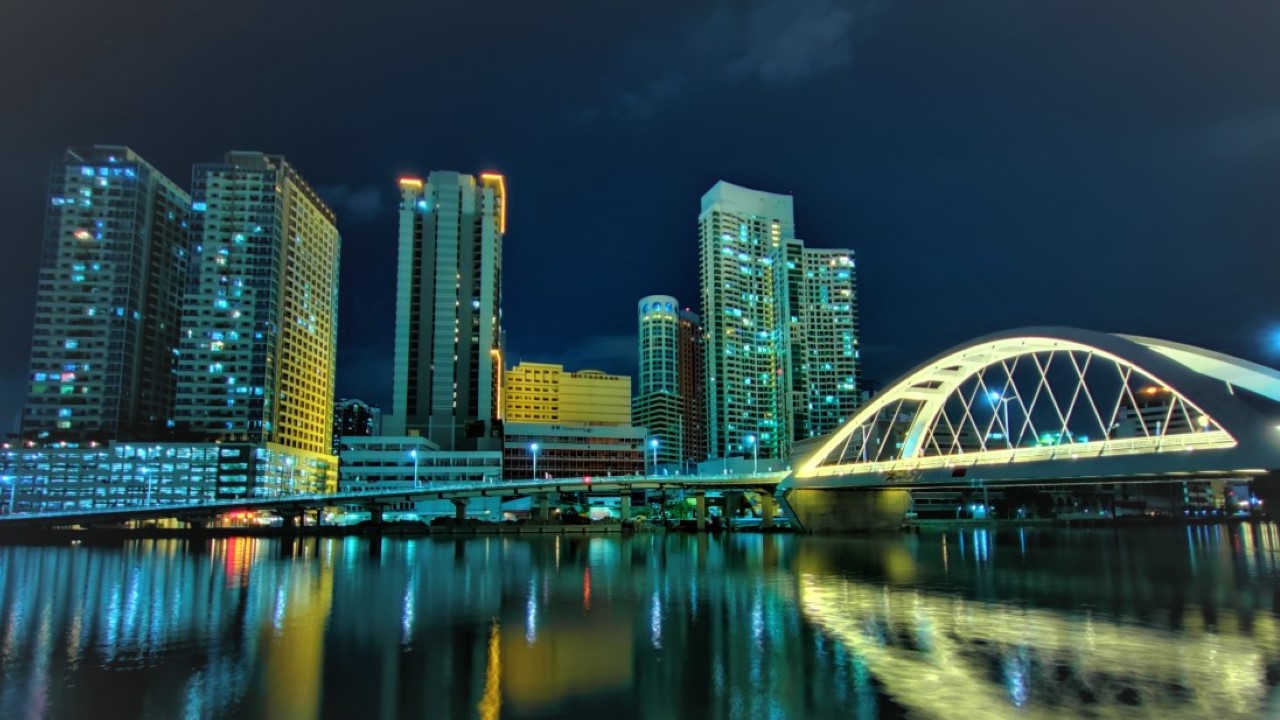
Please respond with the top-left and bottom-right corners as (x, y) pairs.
(698, 181), (859, 461)
(633, 296), (706, 467)
(677, 308), (708, 463)
(23, 146), (191, 441)
(173, 152), (341, 456)
(699, 181), (795, 461)
(797, 248), (860, 438)
(392, 171), (504, 450)
(504, 362), (630, 425)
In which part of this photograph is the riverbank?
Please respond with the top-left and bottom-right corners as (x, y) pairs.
(903, 514), (1267, 531)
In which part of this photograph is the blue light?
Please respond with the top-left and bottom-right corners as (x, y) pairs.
(192, 201), (207, 212)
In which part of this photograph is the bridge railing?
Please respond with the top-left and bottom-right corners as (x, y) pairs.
(0, 473), (787, 520)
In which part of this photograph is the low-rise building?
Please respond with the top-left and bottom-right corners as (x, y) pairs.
(336, 435), (502, 519)
(502, 422), (645, 480)
(7, 441), (337, 513)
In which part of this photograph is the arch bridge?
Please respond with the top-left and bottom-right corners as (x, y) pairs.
(780, 328), (1280, 531)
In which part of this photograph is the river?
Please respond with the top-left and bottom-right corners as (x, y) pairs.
(2, 525), (1279, 719)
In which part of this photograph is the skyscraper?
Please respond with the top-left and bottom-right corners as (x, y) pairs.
(633, 296), (706, 468)
(797, 248), (860, 439)
(23, 146), (191, 441)
(173, 152), (341, 456)
(392, 171), (504, 450)
(699, 181), (795, 461)
(698, 181), (859, 461)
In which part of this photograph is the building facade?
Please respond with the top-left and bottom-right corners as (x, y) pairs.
(332, 398), (381, 454)
(633, 296), (706, 468)
(502, 422), (645, 480)
(336, 436), (502, 519)
(7, 441), (337, 513)
(391, 172), (504, 451)
(504, 362), (631, 426)
(698, 181), (859, 460)
(337, 436), (501, 486)
(173, 152), (341, 457)
(23, 146), (191, 442)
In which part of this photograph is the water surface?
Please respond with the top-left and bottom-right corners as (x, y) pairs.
(2, 525), (1279, 719)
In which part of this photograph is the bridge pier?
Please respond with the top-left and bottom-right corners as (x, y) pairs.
(281, 514), (297, 533)
(782, 488), (911, 533)
(760, 493), (776, 529)
(452, 498), (469, 522)
(367, 505), (384, 530)
(536, 494), (551, 522)
(619, 494), (632, 522)
(695, 493), (707, 532)
(724, 491), (741, 528)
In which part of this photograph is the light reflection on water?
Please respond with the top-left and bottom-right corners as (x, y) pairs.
(0, 525), (1278, 719)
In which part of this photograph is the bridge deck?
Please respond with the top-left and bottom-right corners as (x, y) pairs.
(0, 474), (787, 529)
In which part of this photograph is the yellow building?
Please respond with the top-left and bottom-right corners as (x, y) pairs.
(504, 362), (631, 425)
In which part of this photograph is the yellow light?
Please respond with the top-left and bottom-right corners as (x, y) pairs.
(398, 177), (423, 188)
(480, 172), (506, 234)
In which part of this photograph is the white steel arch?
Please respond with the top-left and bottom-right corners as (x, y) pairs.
(794, 328), (1280, 482)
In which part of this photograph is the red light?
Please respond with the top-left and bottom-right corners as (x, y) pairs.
(584, 476), (592, 484)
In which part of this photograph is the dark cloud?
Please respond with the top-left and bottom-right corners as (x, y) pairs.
(1203, 109), (1280, 158)
(589, 0), (873, 120)
(318, 184), (387, 225)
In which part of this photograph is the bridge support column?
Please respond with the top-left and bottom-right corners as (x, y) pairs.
(536, 494), (551, 522)
(619, 494), (632, 522)
(453, 498), (469, 522)
(760, 493), (776, 529)
(724, 491), (741, 528)
(367, 506), (384, 529)
(281, 514), (297, 533)
(695, 493), (707, 532)
(782, 488), (911, 533)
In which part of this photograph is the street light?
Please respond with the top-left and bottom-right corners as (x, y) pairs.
(649, 437), (659, 476)
(745, 434), (758, 474)
(988, 391), (1014, 449)
(409, 448), (420, 489)
(530, 443), (539, 480)
(286, 456), (296, 495)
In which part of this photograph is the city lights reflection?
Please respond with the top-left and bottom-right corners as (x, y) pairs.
(0, 528), (1276, 718)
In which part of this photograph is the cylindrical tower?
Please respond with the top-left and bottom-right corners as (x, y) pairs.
(635, 295), (682, 469)
(638, 296), (679, 396)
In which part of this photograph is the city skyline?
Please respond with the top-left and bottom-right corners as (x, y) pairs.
(3, 1), (1280, 432)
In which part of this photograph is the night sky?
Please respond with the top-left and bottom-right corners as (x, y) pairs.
(2, 1), (1279, 430)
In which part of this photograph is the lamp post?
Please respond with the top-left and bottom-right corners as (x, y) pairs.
(286, 456), (296, 495)
(530, 443), (539, 480)
(141, 466), (153, 506)
(746, 434), (758, 475)
(649, 438), (660, 476)
(988, 391), (1014, 449)
(3, 475), (15, 515)
(409, 448), (420, 489)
